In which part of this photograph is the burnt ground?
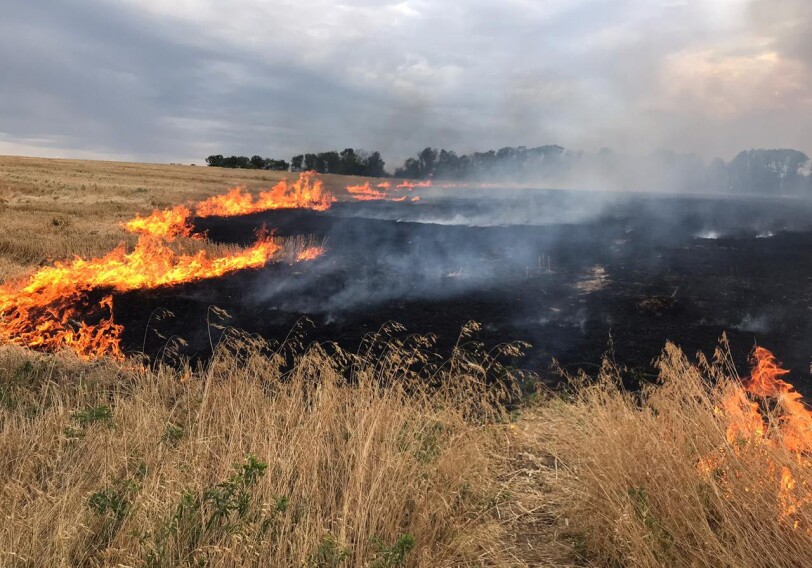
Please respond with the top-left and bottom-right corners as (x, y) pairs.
(112, 189), (812, 392)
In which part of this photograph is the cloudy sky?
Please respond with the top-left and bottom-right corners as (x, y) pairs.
(1, 0), (810, 165)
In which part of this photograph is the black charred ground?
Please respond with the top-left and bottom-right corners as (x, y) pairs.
(111, 189), (812, 394)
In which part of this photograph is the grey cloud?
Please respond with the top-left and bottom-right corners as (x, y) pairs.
(1, 0), (810, 164)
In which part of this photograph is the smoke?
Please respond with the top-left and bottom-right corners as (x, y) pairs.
(237, 186), (812, 323)
(246, 212), (552, 316)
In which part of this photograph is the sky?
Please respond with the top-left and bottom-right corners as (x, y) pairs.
(1, 0), (810, 166)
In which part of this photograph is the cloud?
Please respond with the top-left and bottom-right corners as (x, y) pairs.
(0, 0), (810, 164)
(657, 49), (808, 118)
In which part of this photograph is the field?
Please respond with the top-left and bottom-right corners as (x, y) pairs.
(0, 156), (365, 281)
(2, 156), (812, 567)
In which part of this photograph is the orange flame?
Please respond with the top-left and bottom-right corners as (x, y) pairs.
(396, 179), (432, 189)
(123, 205), (194, 239)
(295, 246), (326, 262)
(346, 180), (426, 202)
(743, 347), (812, 454)
(701, 347), (812, 532)
(196, 171), (334, 218)
(346, 181), (388, 201)
(0, 172), (337, 361)
(0, 235), (282, 360)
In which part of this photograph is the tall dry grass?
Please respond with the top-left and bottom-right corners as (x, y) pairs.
(4, 321), (812, 566)
(0, 324), (537, 567)
(533, 340), (812, 568)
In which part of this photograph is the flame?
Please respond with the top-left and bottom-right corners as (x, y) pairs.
(700, 347), (812, 532)
(196, 171), (334, 217)
(346, 181), (388, 201)
(0, 172), (336, 361)
(123, 205), (194, 239)
(742, 347), (812, 454)
(396, 179), (432, 190)
(345, 180), (426, 202)
(123, 171), (334, 239)
(0, 235), (282, 360)
(295, 246), (326, 262)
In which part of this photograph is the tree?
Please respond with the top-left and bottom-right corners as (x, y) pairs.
(266, 159), (290, 171)
(291, 155), (304, 171)
(435, 149), (461, 179)
(364, 151), (386, 177)
(317, 151), (340, 174)
(303, 153), (319, 171)
(339, 148), (364, 176)
(206, 155), (224, 167)
(395, 157), (421, 179)
(418, 147), (438, 178)
(250, 155), (265, 169)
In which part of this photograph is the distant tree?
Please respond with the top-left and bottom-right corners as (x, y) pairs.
(395, 157), (421, 179)
(364, 151), (386, 177)
(339, 148), (364, 176)
(418, 147), (438, 178)
(434, 149), (461, 178)
(250, 155), (265, 169)
(727, 149), (811, 194)
(318, 151), (341, 174)
(220, 155), (250, 168)
(303, 153), (319, 171)
(266, 159), (289, 171)
(206, 154), (224, 167)
(291, 155), (304, 171)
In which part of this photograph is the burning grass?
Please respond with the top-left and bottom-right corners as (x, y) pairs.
(0, 168), (335, 360)
(0, 155), (374, 281)
(532, 339), (812, 567)
(0, 233), (322, 360)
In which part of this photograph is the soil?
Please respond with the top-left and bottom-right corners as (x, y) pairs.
(112, 189), (812, 393)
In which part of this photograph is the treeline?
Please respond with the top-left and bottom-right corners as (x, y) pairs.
(394, 146), (566, 179)
(205, 155), (290, 170)
(205, 145), (562, 180)
(204, 146), (812, 195)
(205, 148), (385, 177)
(290, 149), (386, 177)
(396, 146), (812, 195)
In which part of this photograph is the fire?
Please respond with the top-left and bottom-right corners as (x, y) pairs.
(296, 246), (326, 262)
(0, 235), (282, 359)
(346, 181), (388, 201)
(0, 172), (334, 361)
(345, 180), (425, 202)
(725, 348), (812, 453)
(396, 179), (432, 189)
(196, 171), (334, 217)
(123, 204), (194, 239)
(701, 347), (812, 532)
(125, 171), (335, 239)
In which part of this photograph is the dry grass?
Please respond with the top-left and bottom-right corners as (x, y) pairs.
(3, 155), (812, 566)
(531, 341), (812, 568)
(0, 326), (539, 567)
(0, 155), (375, 280)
